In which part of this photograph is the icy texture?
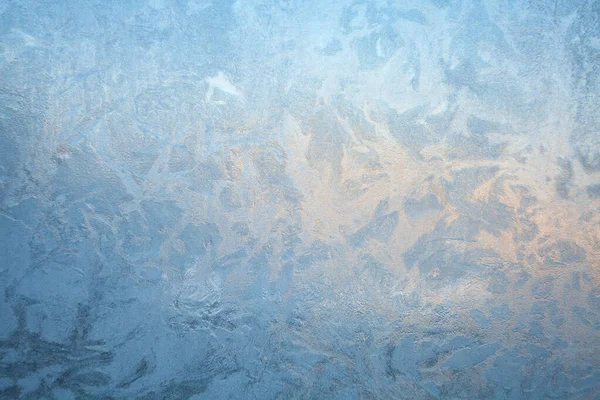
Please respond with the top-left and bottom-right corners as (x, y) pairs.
(0, 0), (599, 398)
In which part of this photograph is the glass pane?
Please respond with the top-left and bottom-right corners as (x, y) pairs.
(0, 1), (598, 398)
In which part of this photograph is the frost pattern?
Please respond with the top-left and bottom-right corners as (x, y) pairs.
(0, 0), (599, 399)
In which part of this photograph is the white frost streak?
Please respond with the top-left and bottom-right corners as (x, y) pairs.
(205, 71), (244, 105)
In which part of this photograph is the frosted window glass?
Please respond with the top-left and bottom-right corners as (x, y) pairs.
(0, 1), (599, 398)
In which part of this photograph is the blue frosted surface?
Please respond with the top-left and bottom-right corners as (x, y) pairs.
(0, 0), (599, 398)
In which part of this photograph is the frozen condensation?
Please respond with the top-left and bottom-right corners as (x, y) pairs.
(0, 0), (599, 398)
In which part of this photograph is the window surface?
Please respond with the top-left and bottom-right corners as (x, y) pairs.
(0, 1), (599, 398)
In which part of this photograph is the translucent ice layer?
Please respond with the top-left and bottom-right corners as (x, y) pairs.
(0, 0), (599, 398)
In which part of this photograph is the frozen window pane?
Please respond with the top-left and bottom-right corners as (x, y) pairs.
(0, 1), (599, 398)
